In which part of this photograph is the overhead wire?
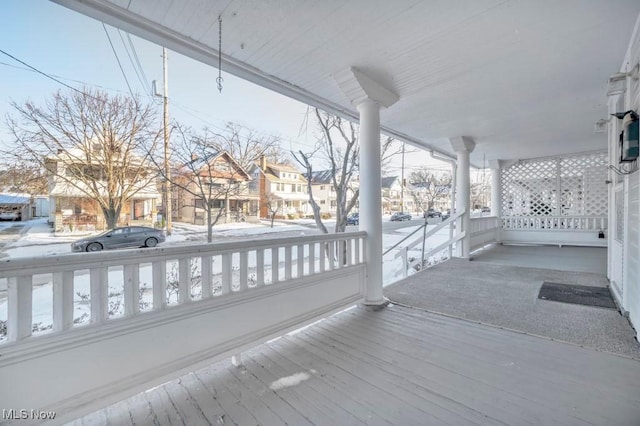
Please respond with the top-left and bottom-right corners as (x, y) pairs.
(0, 48), (91, 97)
(118, 29), (148, 93)
(102, 23), (135, 96)
(1, 49), (456, 173)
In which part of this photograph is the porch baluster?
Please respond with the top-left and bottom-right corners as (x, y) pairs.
(90, 267), (108, 323)
(256, 249), (264, 286)
(201, 255), (212, 298)
(239, 251), (248, 290)
(52, 271), (74, 332)
(7, 276), (32, 342)
(178, 258), (190, 302)
(123, 264), (140, 316)
(151, 260), (166, 309)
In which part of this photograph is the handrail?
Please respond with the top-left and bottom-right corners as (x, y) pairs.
(390, 210), (465, 259)
(382, 222), (426, 256)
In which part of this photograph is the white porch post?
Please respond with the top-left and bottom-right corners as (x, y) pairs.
(489, 160), (502, 218)
(489, 159), (503, 243)
(450, 137), (475, 259)
(358, 99), (385, 305)
(334, 67), (399, 308)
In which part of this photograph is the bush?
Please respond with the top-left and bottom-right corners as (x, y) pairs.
(321, 212), (332, 219)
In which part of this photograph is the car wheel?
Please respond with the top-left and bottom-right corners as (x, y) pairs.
(86, 242), (103, 252)
(145, 237), (158, 248)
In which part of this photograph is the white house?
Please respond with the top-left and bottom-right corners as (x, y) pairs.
(248, 156), (310, 219)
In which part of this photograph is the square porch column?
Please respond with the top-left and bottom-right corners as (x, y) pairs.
(489, 159), (503, 244)
(450, 137), (476, 259)
(334, 67), (399, 308)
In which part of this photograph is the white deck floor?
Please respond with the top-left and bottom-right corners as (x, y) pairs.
(72, 304), (640, 425)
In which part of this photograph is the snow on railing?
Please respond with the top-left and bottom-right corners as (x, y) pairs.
(0, 232), (366, 345)
(502, 216), (606, 231)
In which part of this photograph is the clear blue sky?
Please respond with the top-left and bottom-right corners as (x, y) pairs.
(0, 0), (451, 174)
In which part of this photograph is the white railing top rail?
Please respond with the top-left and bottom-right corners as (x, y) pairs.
(0, 231), (367, 277)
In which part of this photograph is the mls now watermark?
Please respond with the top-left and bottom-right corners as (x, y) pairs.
(2, 409), (56, 421)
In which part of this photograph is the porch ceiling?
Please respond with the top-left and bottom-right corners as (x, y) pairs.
(53, 0), (640, 165)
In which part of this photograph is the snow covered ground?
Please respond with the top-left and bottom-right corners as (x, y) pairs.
(0, 217), (452, 339)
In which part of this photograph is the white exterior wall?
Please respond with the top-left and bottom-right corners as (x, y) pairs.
(609, 13), (640, 333)
(310, 184), (336, 215)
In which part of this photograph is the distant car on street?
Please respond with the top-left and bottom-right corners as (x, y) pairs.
(346, 212), (359, 225)
(423, 209), (441, 218)
(481, 206), (491, 213)
(390, 212), (412, 221)
(71, 226), (166, 252)
(441, 209), (451, 221)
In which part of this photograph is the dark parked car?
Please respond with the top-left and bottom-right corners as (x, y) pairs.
(481, 206), (491, 213)
(71, 226), (166, 252)
(423, 209), (441, 218)
(390, 212), (412, 221)
(346, 212), (359, 225)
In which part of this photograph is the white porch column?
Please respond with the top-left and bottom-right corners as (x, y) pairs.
(334, 67), (399, 308)
(450, 137), (476, 259)
(358, 99), (385, 305)
(489, 159), (502, 218)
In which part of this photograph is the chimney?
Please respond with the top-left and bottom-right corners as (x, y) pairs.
(260, 155), (267, 170)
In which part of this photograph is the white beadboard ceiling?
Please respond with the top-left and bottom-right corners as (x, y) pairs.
(53, 0), (640, 165)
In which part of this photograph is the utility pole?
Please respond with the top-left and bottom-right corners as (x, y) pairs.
(162, 47), (172, 235)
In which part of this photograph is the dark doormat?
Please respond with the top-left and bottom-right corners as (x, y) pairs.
(538, 282), (616, 309)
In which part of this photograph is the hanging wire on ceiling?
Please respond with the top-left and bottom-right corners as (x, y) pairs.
(216, 15), (224, 93)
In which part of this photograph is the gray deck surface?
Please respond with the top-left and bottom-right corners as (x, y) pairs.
(386, 254), (640, 359)
(72, 304), (640, 425)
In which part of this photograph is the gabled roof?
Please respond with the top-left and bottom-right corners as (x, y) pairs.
(308, 170), (334, 185)
(381, 176), (399, 189)
(182, 150), (251, 181)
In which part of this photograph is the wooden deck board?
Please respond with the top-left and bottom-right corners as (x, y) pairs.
(75, 305), (640, 425)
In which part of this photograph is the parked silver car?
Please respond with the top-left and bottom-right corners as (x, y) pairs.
(71, 226), (165, 252)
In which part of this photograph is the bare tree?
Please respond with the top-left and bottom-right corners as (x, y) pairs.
(409, 168), (452, 212)
(161, 126), (252, 242)
(210, 122), (286, 170)
(3, 89), (161, 229)
(262, 193), (282, 228)
(293, 109), (403, 233)
(0, 161), (47, 194)
(470, 169), (491, 210)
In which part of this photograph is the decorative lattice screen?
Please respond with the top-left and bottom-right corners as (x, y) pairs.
(501, 151), (608, 217)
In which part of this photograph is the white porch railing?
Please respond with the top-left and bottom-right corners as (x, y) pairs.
(469, 216), (501, 252)
(387, 210), (465, 278)
(0, 232), (366, 422)
(501, 216), (607, 247)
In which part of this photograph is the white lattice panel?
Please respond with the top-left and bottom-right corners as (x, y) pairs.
(501, 152), (607, 217)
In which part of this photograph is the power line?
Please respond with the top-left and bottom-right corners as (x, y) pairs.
(102, 23), (135, 96)
(0, 48), (89, 97)
(127, 33), (152, 93)
(118, 29), (147, 93)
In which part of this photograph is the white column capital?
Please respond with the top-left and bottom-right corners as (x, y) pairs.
(334, 67), (399, 109)
(450, 136), (476, 153)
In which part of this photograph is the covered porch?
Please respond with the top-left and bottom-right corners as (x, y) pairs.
(2, 1), (640, 424)
(73, 300), (640, 425)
